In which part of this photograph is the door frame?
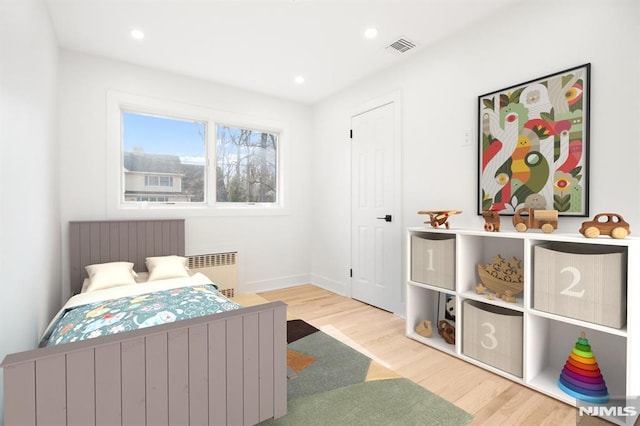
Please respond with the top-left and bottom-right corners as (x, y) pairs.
(350, 90), (402, 314)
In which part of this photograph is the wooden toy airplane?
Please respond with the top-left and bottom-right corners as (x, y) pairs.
(418, 210), (462, 229)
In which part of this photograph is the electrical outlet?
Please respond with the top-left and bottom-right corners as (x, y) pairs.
(462, 130), (471, 147)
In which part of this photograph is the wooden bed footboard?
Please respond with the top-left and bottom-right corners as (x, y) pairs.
(2, 301), (287, 426)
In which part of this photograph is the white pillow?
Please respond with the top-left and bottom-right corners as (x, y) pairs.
(84, 261), (138, 293)
(145, 255), (189, 281)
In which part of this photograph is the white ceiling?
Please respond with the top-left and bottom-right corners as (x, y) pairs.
(45, 0), (521, 104)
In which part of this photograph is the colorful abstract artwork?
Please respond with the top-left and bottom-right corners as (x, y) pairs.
(478, 64), (590, 216)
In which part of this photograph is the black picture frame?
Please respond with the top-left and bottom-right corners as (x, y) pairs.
(477, 63), (590, 216)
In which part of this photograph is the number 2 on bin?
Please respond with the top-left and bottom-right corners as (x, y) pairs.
(559, 266), (585, 298)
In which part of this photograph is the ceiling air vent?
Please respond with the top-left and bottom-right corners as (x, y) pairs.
(386, 37), (416, 54)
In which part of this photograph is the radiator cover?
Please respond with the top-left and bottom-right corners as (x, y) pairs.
(187, 252), (238, 298)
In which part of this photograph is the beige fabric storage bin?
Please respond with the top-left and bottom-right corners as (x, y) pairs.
(462, 300), (523, 377)
(533, 243), (627, 329)
(410, 234), (455, 290)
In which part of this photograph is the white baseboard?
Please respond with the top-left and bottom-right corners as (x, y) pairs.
(308, 273), (349, 297)
(241, 273), (312, 294)
(241, 273), (407, 318)
(241, 273), (350, 297)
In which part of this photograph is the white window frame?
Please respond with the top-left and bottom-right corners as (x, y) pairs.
(106, 91), (287, 217)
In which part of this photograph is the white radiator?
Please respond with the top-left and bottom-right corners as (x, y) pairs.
(187, 252), (238, 298)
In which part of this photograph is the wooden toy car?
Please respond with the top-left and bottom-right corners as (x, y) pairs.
(579, 213), (630, 239)
(418, 210), (462, 229)
(482, 210), (501, 232)
(512, 207), (558, 233)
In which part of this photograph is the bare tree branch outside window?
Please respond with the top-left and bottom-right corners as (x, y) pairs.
(216, 125), (278, 203)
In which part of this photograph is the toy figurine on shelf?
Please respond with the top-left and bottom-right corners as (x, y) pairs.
(437, 320), (455, 344)
(482, 210), (501, 232)
(415, 320), (433, 338)
(579, 213), (630, 239)
(418, 210), (462, 229)
(501, 290), (517, 303)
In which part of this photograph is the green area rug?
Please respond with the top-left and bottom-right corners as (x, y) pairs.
(261, 320), (473, 426)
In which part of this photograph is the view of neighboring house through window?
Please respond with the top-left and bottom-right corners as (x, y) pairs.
(122, 111), (206, 203)
(121, 109), (280, 207)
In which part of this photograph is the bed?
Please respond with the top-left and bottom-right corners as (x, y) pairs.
(1, 219), (287, 425)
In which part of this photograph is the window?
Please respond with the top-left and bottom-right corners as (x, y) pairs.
(216, 125), (278, 203)
(110, 93), (283, 211)
(122, 112), (205, 204)
(145, 176), (174, 187)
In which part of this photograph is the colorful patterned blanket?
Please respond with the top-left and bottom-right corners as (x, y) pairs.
(41, 284), (241, 347)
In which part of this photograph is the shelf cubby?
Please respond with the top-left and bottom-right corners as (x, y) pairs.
(406, 227), (639, 425)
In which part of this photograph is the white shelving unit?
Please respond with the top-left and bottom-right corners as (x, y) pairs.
(406, 227), (639, 425)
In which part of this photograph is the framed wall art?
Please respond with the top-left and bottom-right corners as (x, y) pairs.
(478, 63), (590, 216)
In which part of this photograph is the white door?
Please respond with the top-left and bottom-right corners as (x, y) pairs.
(351, 97), (401, 312)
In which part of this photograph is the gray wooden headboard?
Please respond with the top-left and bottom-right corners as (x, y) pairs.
(69, 219), (185, 296)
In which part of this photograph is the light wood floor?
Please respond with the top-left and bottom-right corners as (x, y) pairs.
(258, 284), (612, 426)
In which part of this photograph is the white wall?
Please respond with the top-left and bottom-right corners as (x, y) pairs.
(310, 0), (640, 311)
(58, 51), (314, 299)
(0, 0), (61, 418)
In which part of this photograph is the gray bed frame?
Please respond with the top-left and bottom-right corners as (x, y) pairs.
(2, 219), (287, 425)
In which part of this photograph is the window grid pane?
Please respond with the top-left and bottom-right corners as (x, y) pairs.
(215, 125), (278, 204)
(122, 111), (206, 203)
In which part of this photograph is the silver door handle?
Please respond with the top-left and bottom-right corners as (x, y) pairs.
(377, 215), (392, 222)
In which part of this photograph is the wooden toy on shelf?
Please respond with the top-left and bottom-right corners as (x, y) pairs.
(579, 213), (631, 239)
(437, 320), (455, 344)
(482, 210), (501, 232)
(418, 210), (462, 229)
(477, 254), (524, 297)
(501, 290), (517, 303)
(558, 332), (609, 404)
(415, 320), (433, 337)
(513, 207), (558, 233)
(475, 283), (487, 294)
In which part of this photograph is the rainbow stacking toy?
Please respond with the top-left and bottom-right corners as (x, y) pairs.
(558, 332), (609, 403)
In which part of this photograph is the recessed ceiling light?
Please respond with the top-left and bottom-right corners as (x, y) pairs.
(364, 28), (378, 39)
(130, 29), (145, 40)
(294, 75), (305, 85)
